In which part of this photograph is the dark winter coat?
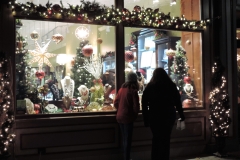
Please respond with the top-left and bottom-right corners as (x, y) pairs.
(114, 87), (140, 124)
(142, 83), (185, 126)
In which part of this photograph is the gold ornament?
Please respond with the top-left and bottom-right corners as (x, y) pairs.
(52, 33), (63, 44)
(97, 38), (103, 44)
(28, 40), (57, 68)
(30, 30), (39, 40)
(166, 48), (176, 58)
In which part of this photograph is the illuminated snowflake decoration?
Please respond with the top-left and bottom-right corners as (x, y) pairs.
(28, 40), (57, 68)
(75, 26), (89, 40)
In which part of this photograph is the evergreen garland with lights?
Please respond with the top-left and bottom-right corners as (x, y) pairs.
(8, 0), (210, 31)
(0, 52), (15, 158)
(209, 59), (231, 137)
(71, 40), (94, 97)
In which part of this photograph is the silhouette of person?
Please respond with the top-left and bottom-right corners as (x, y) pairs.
(142, 68), (185, 160)
(114, 72), (140, 160)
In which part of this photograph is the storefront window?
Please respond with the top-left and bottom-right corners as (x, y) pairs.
(124, 27), (203, 108)
(16, 19), (116, 114)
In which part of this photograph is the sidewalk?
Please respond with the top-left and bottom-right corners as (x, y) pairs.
(173, 151), (240, 160)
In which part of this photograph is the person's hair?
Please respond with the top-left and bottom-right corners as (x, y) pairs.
(122, 72), (139, 90)
(148, 68), (174, 87)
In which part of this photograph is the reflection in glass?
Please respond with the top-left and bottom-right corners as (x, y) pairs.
(15, 19), (116, 115)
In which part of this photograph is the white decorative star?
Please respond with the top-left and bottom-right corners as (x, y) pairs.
(28, 40), (57, 68)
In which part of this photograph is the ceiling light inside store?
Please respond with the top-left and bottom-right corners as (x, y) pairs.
(56, 54), (70, 65)
(75, 26), (89, 40)
(170, 0), (176, 6)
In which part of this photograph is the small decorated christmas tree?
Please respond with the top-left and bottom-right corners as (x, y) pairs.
(71, 40), (94, 97)
(169, 40), (189, 91)
(169, 40), (197, 107)
(209, 58), (231, 157)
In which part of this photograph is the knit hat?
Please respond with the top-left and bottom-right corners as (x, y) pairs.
(127, 72), (138, 82)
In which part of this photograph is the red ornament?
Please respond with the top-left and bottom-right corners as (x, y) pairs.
(82, 45), (93, 57)
(48, 9), (52, 15)
(77, 14), (82, 21)
(52, 4), (61, 12)
(34, 104), (41, 110)
(184, 76), (191, 84)
(125, 51), (134, 62)
(35, 70), (45, 80)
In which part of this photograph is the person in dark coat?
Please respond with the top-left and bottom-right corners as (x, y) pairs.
(142, 68), (185, 160)
(114, 72), (140, 160)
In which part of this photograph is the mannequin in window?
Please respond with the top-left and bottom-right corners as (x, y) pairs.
(61, 73), (75, 98)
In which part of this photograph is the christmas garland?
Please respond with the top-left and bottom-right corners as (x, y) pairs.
(9, 0), (210, 31)
(0, 52), (15, 158)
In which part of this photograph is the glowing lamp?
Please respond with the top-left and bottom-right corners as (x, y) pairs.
(56, 54), (69, 65)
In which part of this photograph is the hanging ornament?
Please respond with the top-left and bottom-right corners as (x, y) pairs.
(35, 70), (45, 80)
(77, 14), (83, 21)
(183, 76), (191, 84)
(28, 40), (57, 68)
(52, 33), (63, 44)
(52, 4), (61, 12)
(125, 50), (134, 62)
(30, 30), (39, 40)
(97, 38), (103, 44)
(166, 48), (175, 59)
(82, 45), (93, 57)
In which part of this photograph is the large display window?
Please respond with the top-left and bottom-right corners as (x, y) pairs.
(124, 27), (203, 108)
(16, 19), (116, 114)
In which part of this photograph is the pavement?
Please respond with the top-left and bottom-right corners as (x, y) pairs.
(173, 151), (240, 160)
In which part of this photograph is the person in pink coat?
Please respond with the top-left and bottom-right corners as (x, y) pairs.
(114, 72), (140, 160)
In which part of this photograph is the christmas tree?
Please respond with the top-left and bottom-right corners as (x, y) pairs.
(169, 40), (197, 107)
(169, 40), (189, 91)
(209, 58), (231, 156)
(71, 40), (94, 97)
(15, 31), (38, 101)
